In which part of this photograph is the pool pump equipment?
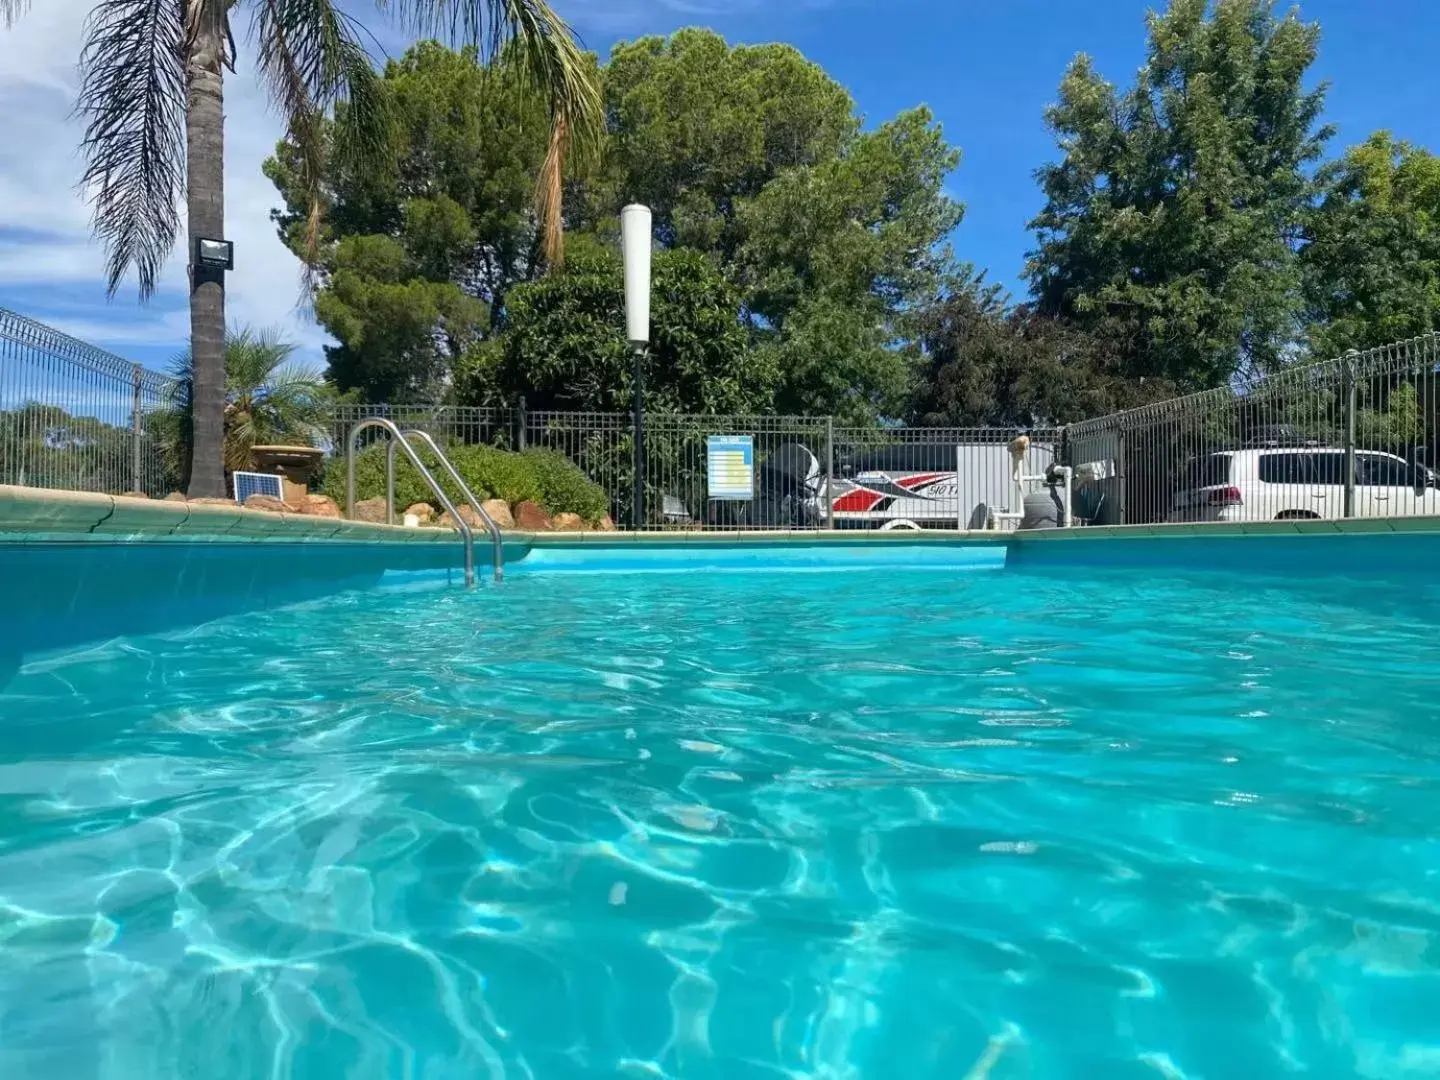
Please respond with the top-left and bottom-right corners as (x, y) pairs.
(969, 435), (1074, 530)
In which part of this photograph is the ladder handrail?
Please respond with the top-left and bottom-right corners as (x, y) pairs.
(397, 429), (504, 581)
(345, 417), (476, 587)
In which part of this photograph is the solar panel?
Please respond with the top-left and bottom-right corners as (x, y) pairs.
(233, 471), (285, 505)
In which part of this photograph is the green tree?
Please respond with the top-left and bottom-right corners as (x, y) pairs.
(1026, 0), (1330, 389)
(470, 247), (778, 413)
(738, 107), (964, 419)
(592, 28), (857, 259)
(272, 31), (966, 420)
(1303, 132), (1440, 356)
(266, 41), (582, 400)
(153, 327), (334, 486)
(2, 0), (599, 500)
(313, 234), (489, 401)
(910, 280), (1175, 428)
(594, 32), (962, 420)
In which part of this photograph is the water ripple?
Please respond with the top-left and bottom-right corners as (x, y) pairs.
(3, 566), (1440, 1077)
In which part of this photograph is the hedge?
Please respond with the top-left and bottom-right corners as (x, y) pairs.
(322, 442), (607, 520)
(523, 448), (610, 523)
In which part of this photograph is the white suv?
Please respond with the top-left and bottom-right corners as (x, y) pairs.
(1168, 448), (1440, 522)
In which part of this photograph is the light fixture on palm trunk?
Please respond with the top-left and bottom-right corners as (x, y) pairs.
(193, 236), (234, 272)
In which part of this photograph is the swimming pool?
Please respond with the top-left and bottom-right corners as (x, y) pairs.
(4, 537), (1440, 1078)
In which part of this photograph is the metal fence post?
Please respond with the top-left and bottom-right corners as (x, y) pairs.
(1115, 420), (1128, 526)
(632, 345), (646, 530)
(1343, 350), (1358, 518)
(130, 363), (143, 494)
(516, 396), (528, 451)
(825, 415), (835, 530)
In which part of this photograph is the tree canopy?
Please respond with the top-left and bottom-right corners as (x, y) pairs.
(1026, 0), (1330, 390)
(265, 5), (1440, 432)
(1303, 132), (1440, 356)
(462, 245), (778, 414)
(268, 28), (964, 420)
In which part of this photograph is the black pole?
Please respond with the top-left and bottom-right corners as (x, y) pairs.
(632, 344), (645, 530)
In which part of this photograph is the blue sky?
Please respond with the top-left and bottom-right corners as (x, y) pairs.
(0, 0), (1436, 373)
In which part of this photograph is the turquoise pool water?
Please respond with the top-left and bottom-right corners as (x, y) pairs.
(4, 561), (1440, 1078)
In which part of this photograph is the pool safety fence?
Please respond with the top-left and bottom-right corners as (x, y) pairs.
(0, 306), (176, 497)
(332, 404), (1063, 531)
(1066, 334), (1440, 525)
(4, 303), (1438, 530)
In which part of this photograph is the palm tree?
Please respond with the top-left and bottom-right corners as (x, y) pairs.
(1, 0), (599, 499)
(153, 325), (333, 488)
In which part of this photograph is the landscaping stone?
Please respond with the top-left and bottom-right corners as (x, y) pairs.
(164, 492), (188, 502)
(552, 512), (585, 531)
(351, 497), (388, 523)
(598, 514), (618, 532)
(190, 497), (237, 507)
(482, 498), (515, 529)
(120, 491), (149, 500)
(404, 502), (435, 524)
(436, 505), (483, 531)
(244, 494), (290, 513)
(513, 500), (553, 530)
(297, 494), (343, 518)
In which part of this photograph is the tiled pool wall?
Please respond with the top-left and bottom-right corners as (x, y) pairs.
(3, 485), (1439, 672)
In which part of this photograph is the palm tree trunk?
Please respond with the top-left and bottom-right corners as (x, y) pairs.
(184, 20), (227, 498)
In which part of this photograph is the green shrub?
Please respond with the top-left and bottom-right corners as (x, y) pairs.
(321, 442), (543, 511)
(524, 448), (610, 522)
(449, 444), (543, 506)
(321, 443), (436, 509)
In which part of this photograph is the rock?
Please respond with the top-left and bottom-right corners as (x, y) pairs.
(513, 500), (553, 531)
(552, 512), (585, 531)
(351, 497), (389, 524)
(119, 490), (149, 500)
(598, 514), (617, 532)
(436, 504), (483, 531)
(190, 497), (236, 507)
(404, 502), (435, 524)
(164, 492), (188, 502)
(482, 498), (515, 530)
(296, 494), (343, 519)
(244, 494), (290, 513)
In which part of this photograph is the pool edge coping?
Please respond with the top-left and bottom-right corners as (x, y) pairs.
(5, 485), (1440, 547)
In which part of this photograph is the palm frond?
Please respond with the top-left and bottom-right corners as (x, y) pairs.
(224, 325), (293, 389)
(1, 0), (31, 27)
(373, 0), (602, 265)
(253, 0), (389, 275)
(165, 325), (328, 472)
(76, 0), (187, 298)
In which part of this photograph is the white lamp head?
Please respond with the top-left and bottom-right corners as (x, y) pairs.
(620, 204), (653, 345)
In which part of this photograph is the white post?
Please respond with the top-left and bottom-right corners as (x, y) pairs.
(621, 205), (652, 347)
(621, 205), (653, 529)
(956, 445), (963, 531)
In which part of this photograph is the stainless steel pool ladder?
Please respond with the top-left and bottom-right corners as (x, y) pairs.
(344, 417), (504, 585)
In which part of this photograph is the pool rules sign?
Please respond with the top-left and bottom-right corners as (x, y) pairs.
(707, 436), (754, 500)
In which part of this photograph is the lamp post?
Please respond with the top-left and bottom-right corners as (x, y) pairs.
(621, 204), (653, 530)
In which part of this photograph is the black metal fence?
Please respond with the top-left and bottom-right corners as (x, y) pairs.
(326, 402), (1060, 530)
(8, 305), (1437, 530)
(1066, 334), (1440, 525)
(0, 306), (176, 496)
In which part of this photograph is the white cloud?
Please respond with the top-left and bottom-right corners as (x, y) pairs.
(0, 0), (327, 364)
